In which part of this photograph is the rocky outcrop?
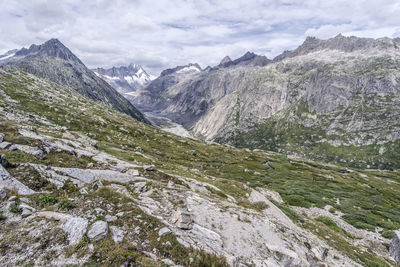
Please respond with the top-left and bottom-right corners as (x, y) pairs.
(172, 209), (193, 230)
(38, 211), (88, 245)
(87, 220), (108, 242)
(0, 165), (35, 195)
(390, 231), (400, 264)
(110, 226), (125, 243)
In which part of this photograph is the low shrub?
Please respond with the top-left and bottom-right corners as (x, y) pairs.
(36, 194), (57, 207)
(9, 203), (22, 213)
(58, 198), (75, 211)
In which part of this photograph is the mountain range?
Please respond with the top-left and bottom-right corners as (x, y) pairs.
(128, 34), (400, 170)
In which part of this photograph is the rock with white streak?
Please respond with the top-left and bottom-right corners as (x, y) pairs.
(62, 217), (89, 245)
(0, 142), (12, 150)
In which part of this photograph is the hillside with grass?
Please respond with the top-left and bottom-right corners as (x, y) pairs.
(0, 68), (399, 266)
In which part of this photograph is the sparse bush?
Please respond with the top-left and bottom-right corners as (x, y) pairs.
(285, 194), (311, 208)
(36, 194), (57, 207)
(342, 213), (376, 232)
(62, 179), (79, 193)
(380, 230), (395, 239)
(253, 201), (269, 211)
(9, 203), (22, 213)
(316, 216), (352, 238)
(206, 186), (227, 199)
(58, 198), (75, 211)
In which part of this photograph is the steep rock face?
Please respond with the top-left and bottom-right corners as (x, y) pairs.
(132, 36), (400, 169)
(93, 64), (153, 94)
(0, 39), (149, 123)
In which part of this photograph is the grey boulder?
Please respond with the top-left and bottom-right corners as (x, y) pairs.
(390, 230), (400, 264)
(87, 220), (108, 242)
(110, 225), (125, 243)
(172, 210), (193, 230)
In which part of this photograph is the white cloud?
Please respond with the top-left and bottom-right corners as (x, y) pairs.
(1, 0), (400, 75)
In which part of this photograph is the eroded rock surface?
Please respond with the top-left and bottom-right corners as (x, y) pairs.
(390, 231), (400, 264)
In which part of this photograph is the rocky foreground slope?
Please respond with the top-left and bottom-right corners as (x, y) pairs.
(0, 68), (400, 266)
(130, 35), (400, 170)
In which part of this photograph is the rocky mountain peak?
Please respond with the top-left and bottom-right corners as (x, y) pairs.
(218, 51), (270, 68)
(14, 38), (83, 64)
(219, 56), (232, 65)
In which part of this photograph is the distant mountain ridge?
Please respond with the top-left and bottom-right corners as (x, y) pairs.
(0, 39), (149, 123)
(93, 64), (154, 94)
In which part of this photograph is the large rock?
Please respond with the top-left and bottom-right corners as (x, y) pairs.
(62, 217), (89, 245)
(110, 225), (125, 243)
(20, 203), (35, 217)
(0, 154), (9, 168)
(9, 144), (45, 159)
(0, 189), (7, 200)
(0, 142), (12, 150)
(390, 230), (400, 264)
(38, 211), (88, 246)
(0, 165), (35, 195)
(49, 167), (142, 184)
(87, 220), (108, 242)
(172, 209), (193, 230)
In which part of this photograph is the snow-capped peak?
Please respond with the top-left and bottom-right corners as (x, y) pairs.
(92, 63), (155, 94)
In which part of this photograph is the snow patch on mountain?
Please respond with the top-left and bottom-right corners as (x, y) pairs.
(176, 65), (202, 74)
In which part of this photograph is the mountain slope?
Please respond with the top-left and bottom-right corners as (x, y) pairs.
(0, 68), (399, 266)
(133, 35), (400, 170)
(0, 39), (149, 123)
(93, 64), (154, 94)
(128, 63), (203, 113)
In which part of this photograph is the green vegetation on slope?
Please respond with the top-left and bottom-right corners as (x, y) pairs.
(220, 97), (400, 170)
(0, 69), (399, 266)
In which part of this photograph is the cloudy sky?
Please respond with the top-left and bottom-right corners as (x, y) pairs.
(1, 0), (400, 75)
